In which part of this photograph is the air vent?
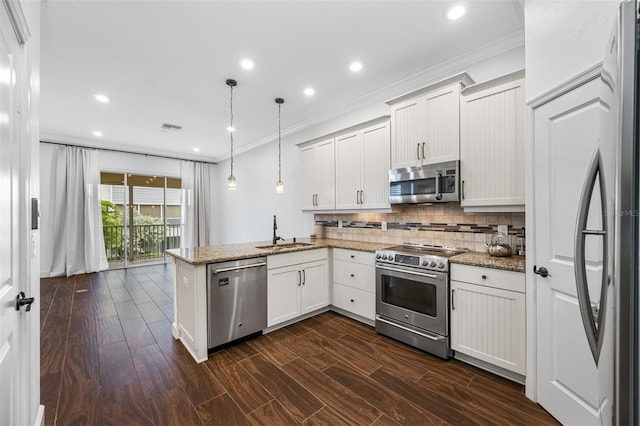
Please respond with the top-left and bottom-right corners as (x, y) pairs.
(160, 123), (182, 132)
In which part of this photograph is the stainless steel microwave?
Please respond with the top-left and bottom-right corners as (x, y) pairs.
(389, 161), (459, 204)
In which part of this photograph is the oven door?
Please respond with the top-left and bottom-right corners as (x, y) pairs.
(375, 264), (448, 336)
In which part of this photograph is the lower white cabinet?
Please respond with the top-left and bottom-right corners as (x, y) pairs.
(173, 258), (208, 363)
(267, 249), (329, 327)
(450, 264), (526, 375)
(331, 248), (375, 321)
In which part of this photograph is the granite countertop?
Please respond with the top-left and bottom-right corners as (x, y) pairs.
(450, 251), (526, 273)
(166, 238), (388, 265)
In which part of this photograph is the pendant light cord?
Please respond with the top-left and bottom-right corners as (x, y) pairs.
(278, 102), (282, 182)
(229, 84), (234, 176)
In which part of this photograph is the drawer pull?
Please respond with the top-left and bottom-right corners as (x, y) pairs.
(482, 275), (487, 280)
(350, 299), (354, 303)
(350, 274), (355, 277)
(350, 255), (355, 259)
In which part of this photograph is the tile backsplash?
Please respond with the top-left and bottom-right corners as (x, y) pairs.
(315, 205), (525, 253)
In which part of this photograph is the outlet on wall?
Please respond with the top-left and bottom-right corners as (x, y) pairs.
(497, 224), (508, 238)
(382, 222), (388, 231)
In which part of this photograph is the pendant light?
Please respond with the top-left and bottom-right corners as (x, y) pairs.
(226, 79), (237, 190)
(275, 97), (285, 193)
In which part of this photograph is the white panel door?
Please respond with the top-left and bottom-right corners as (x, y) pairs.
(390, 98), (422, 169)
(361, 122), (391, 209)
(0, 6), (31, 425)
(299, 145), (316, 210)
(424, 84), (460, 164)
(335, 131), (361, 209)
(313, 139), (335, 210)
(300, 260), (329, 314)
(533, 77), (606, 425)
(267, 265), (301, 327)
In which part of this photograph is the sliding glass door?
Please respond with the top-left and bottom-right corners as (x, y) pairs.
(100, 172), (182, 269)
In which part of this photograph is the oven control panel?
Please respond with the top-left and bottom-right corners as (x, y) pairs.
(375, 250), (449, 272)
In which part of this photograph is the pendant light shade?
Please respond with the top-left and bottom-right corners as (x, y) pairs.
(275, 97), (284, 193)
(226, 79), (237, 190)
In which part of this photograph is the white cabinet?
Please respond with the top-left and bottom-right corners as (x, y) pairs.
(460, 70), (525, 211)
(331, 248), (376, 321)
(335, 121), (390, 210)
(387, 73), (473, 169)
(172, 258), (208, 362)
(299, 138), (335, 210)
(267, 249), (329, 327)
(450, 263), (526, 375)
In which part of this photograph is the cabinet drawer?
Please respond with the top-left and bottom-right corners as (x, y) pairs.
(332, 283), (375, 320)
(332, 248), (375, 265)
(268, 248), (328, 270)
(333, 260), (375, 293)
(451, 263), (524, 293)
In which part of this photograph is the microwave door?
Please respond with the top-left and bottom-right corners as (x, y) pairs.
(390, 178), (437, 204)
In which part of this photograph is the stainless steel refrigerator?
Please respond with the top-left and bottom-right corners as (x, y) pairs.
(574, 1), (639, 423)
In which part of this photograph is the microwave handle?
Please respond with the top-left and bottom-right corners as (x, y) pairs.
(435, 173), (442, 200)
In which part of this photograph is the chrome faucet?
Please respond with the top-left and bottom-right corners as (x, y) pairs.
(272, 215), (283, 245)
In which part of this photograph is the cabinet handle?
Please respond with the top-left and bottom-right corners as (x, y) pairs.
(417, 143), (421, 160)
(360, 190), (364, 204)
(350, 274), (355, 277)
(298, 271), (301, 286)
(350, 299), (354, 303)
(422, 142), (426, 160)
(302, 269), (306, 285)
(350, 255), (355, 259)
(482, 275), (487, 280)
(461, 181), (465, 200)
(452, 289), (455, 310)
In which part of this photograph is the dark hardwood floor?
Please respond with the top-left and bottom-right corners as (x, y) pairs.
(41, 264), (558, 425)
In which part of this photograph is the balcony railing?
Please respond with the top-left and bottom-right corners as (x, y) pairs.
(103, 224), (182, 263)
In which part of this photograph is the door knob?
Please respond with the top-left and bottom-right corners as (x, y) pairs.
(16, 292), (35, 312)
(533, 265), (551, 278)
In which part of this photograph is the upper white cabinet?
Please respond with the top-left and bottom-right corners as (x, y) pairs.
(299, 138), (335, 210)
(335, 120), (390, 210)
(387, 73), (473, 169)
(460, 70), (525, 211)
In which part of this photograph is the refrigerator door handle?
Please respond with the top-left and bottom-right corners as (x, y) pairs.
(574, 148), (609, 365)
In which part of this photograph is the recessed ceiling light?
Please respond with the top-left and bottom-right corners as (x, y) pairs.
(226, 126), (236, 132)
(192, 147), (200, 152)
(240, 58), (255, 70)
(92, 131), (103, 137)
(303, 87), (315, 96)
(446, 3), (466, 20)
(349, 61), (363, 72)
(94, 94), (110, 103)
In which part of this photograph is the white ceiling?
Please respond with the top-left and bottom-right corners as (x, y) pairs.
(40, 0), (524, 162)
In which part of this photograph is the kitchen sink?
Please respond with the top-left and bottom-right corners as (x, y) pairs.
(255, 242), (314, 250)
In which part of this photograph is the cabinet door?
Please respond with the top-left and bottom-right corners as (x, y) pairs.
(300, 260), (329, 314)
(390, 98), (423, 169)
(314, 139), (335, 210)
(267, 265), (301, 327)
(335, 131), (362, 209)
(460, 77), (525, 208)
(299, 145), (316, 210)
(361, 122), (391, 209)
(424, 84), (461, 164)
(451, 280), (526, 375)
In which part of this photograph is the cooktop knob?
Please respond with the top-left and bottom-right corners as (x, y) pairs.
(376, 253), (381, 259)
(438, 262), (445, 269)
(429, 260), (437, 267)
(422, 260), (428, 266)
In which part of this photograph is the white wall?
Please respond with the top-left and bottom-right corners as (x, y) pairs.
(524, 0), (620, 101)
(214, 45), (525, 244)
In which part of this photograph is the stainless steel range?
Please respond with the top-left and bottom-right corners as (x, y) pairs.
(375, 243), (466, 359)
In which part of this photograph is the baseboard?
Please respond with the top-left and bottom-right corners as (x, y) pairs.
(34, 405), (45, 426)
(454, 352), (525, 385)
(329, 306), (374, 327)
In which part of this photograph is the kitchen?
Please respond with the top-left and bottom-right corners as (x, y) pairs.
(2, 1), (638, 425)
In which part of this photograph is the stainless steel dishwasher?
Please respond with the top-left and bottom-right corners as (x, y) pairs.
(207, 257), (267, 349)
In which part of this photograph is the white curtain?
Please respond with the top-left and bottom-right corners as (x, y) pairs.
(180, 161), (213, 248)
(46, 145), (108, 276)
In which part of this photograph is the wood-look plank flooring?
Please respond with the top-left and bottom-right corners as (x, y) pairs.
(41, 264), (559, 425)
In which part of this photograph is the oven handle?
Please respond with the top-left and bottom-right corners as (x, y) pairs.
(375, 315), (445, 341)
(376, 265), (439, 279)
